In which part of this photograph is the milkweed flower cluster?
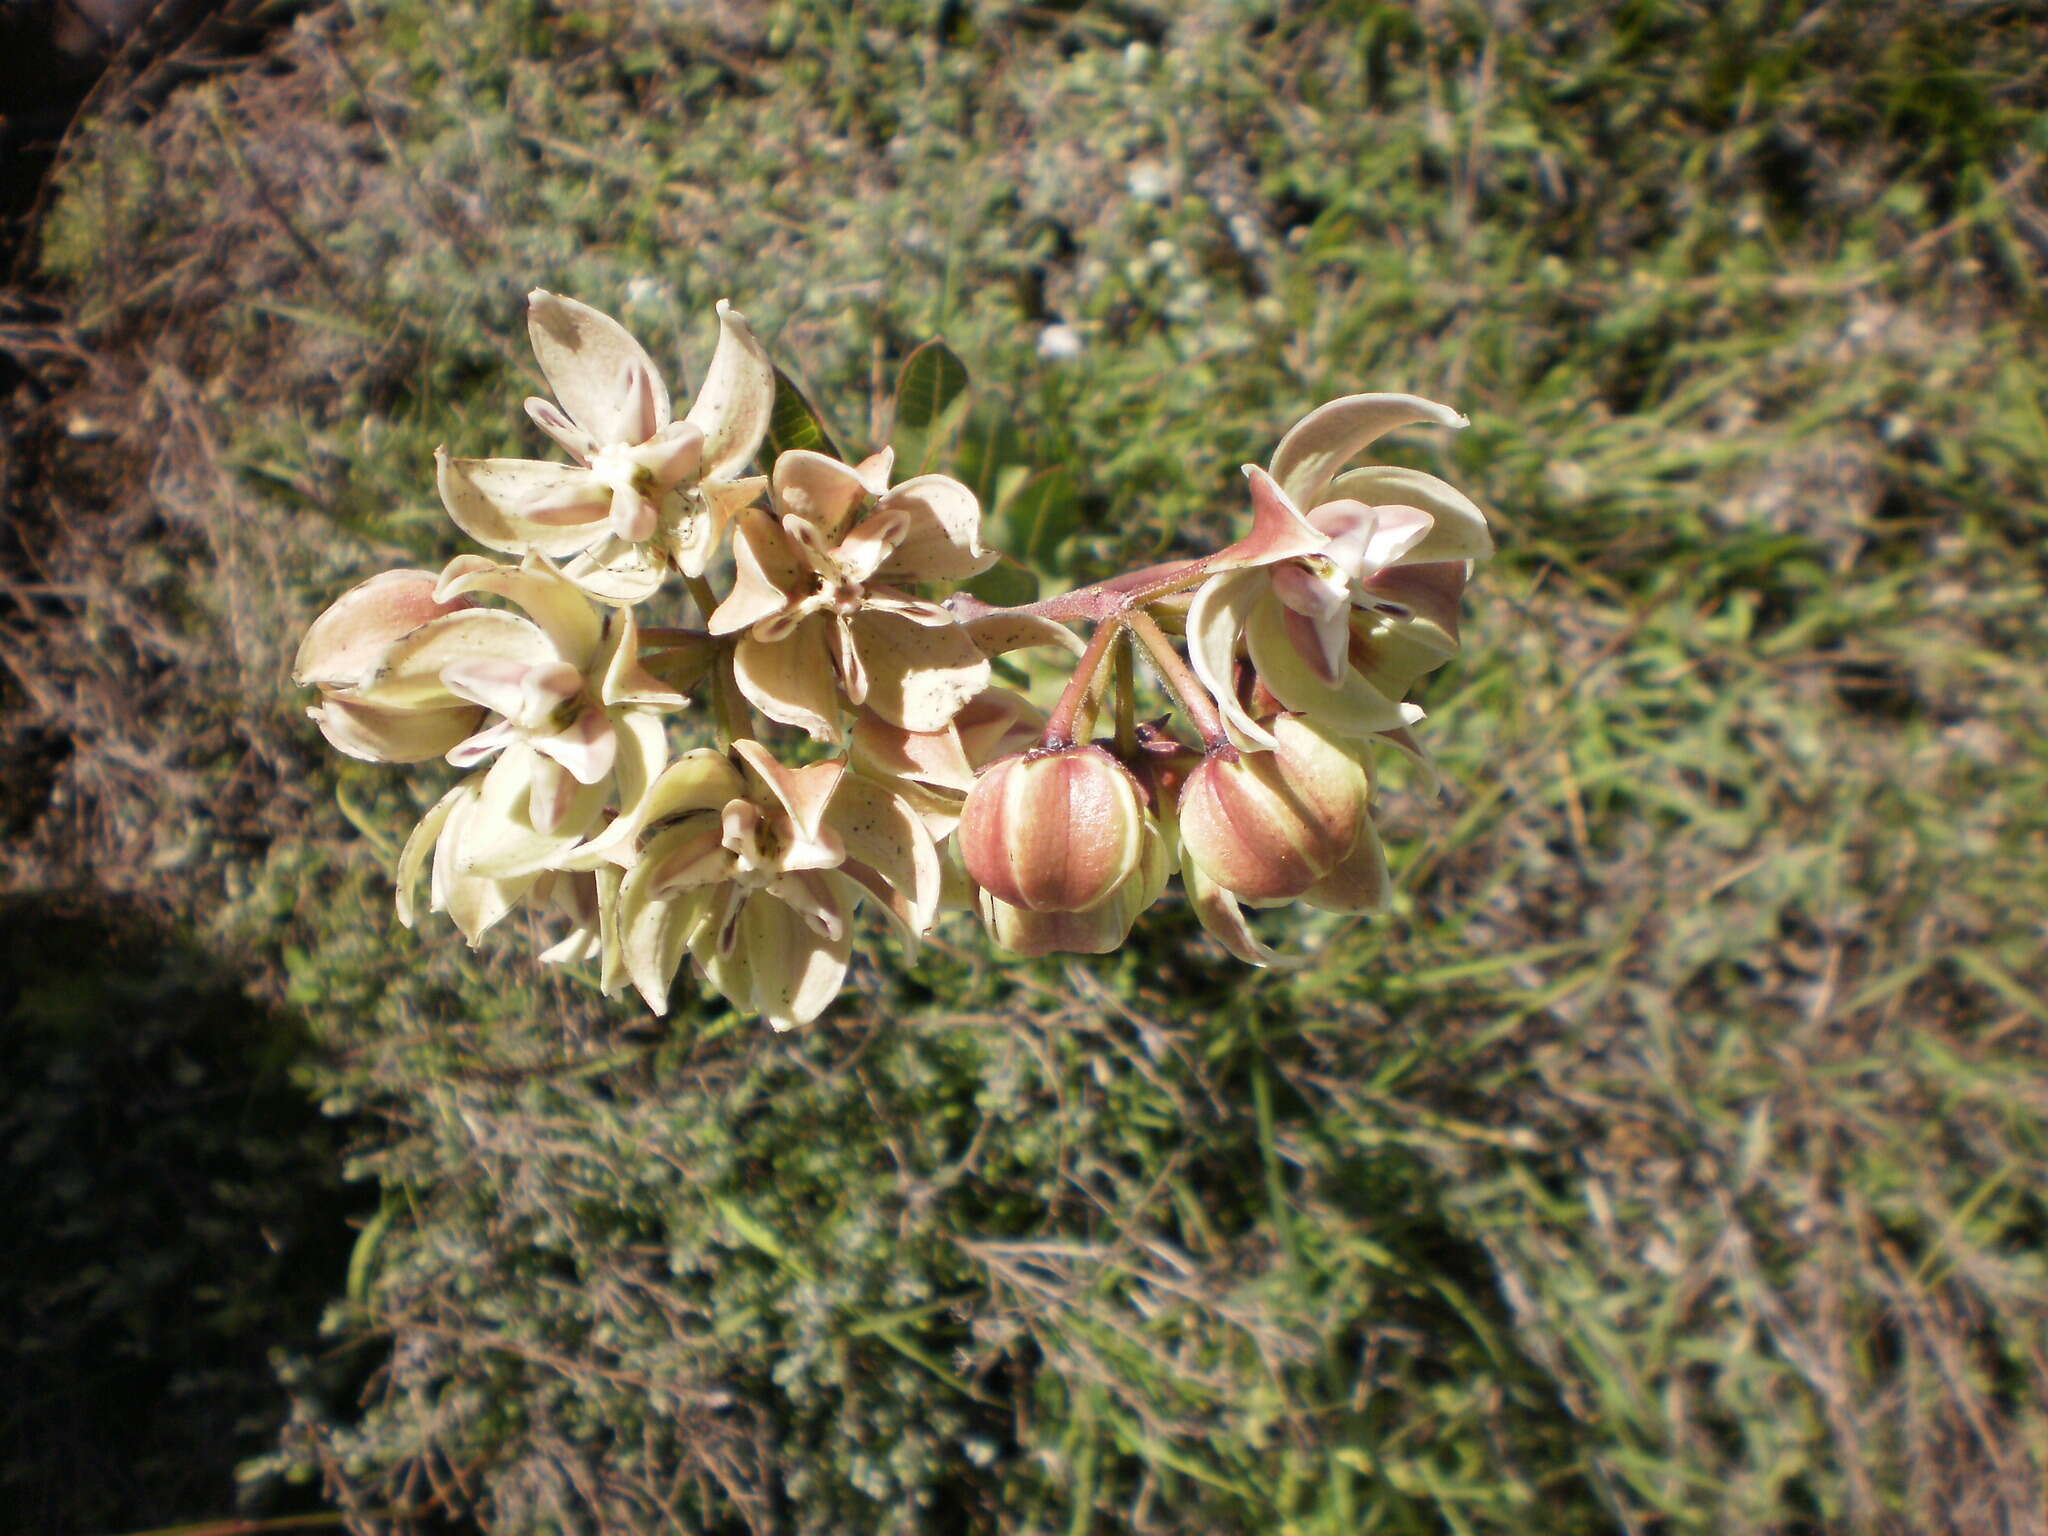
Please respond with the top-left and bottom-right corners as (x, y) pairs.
(295, 291), (1492, 1028)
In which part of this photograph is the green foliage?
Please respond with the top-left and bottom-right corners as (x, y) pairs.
(26, 0), (2048, 1532)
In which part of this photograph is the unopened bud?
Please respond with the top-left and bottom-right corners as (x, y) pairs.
(1177, 714), (1369, 901)
(958, 745), (1146, 912)
(977, 817), (1169, 955)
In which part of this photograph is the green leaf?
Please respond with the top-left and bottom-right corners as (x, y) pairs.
(1000, 465), (1078, 565)
(760, 366), (842, 467)
(963, 551), (1038, 606)
(893, 338), (971, 475)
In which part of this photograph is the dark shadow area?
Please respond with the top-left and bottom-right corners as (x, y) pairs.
(0, 896), (361, 1535)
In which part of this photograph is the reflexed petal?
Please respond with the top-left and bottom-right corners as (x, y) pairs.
(432, 787), (527, 943)
(853, 448), (895, 497)
(294, 569), (473, 689)
(851, 712), (976, 794)
(1245, 590), (1420, 739)
(850, 609), (990, 733)
(955, 688), (1046, 766)
(436, 552), (604, 668)
(436, 451), (610, 558)
(459, 742), (607, 879)
(395, 779), (471, 928)
(360, 609), (555, 710)
(1268, 393), (1468, 510)
(733, 618), (843, 742)
(527, 289), (671, 447)
(685, 301), (776, 480)
(765, 868), (847, 943)
(770, 449), (868, 543)
(1326, 465), (1493, 562)
(619, 860), (718, 1014)
(1206, 467), (1328, 573)
(827, 772), (941, 935)
(310, 696), (482, 764)
(1180, 850), (1309, 970)
(563, 746), (743, 870)
(871, 475), (996, 582)
(1185, 569), (1280, 751)
(1303, 815), (1391, 915)
(737, 892), (853, 1030)
(960, 611), (1086, 658)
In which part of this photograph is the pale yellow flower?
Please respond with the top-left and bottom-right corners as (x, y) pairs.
(435, 292), (773, 603)
(1187, 395), (1492, 749)
(607, 741), (940, 1028)
(708, 448), (998, 741)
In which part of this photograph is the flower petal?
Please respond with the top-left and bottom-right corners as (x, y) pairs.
(959, 611), (1086, 658)
(559, 536), (671, 606)
(733, 891), (853, 1030)
(770, 449), (869, 544)
(435, 552), (605, 667)
(1268, 393), (1468, 510)
(294, 569), (474, 689)
(685, 300), (776, 481)
(732, 740), (845, 859)
(357, 609), (556, 710)
(619, 852), (718, 1015)
(1326, 465), (1493, 562)
(827, 772), (941, 937)
(1207, 467), (1329, 573)
(1303, 815), (1391, 915)
(1184, 569), (1280, 752)
(458, 741), (607, 879)
(1245, 590), (1420, 739)
(849, 609), (991, 734)
(708, 509), (804, 636)
(395, 779), (471, 928)
(598, 609), (690, 710)
(733, 617), (843, 742)
(310, 696), (482, 764)
(527, 289), (671, 447)
(871, 475), (997, 582)
(1180, 849), (1310, 970)
(436, 451), (610, 559)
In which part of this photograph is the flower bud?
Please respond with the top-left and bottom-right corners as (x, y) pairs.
(958, 745), (1146, 912)
(977, 817), (1169, 956)
(1177, 714), (1370, 902)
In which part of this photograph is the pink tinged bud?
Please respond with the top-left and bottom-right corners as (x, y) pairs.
(1177, 716), (1370, 902)
(293, 569), (474, 690)
(958, 746), (1146, 913)
(976, 818), (1169, 956)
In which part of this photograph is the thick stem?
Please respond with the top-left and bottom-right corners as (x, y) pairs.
(1111, 628), (1138, 759)
(1126, 606), (1233, 754)
(1041, 614), (1127, 750)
